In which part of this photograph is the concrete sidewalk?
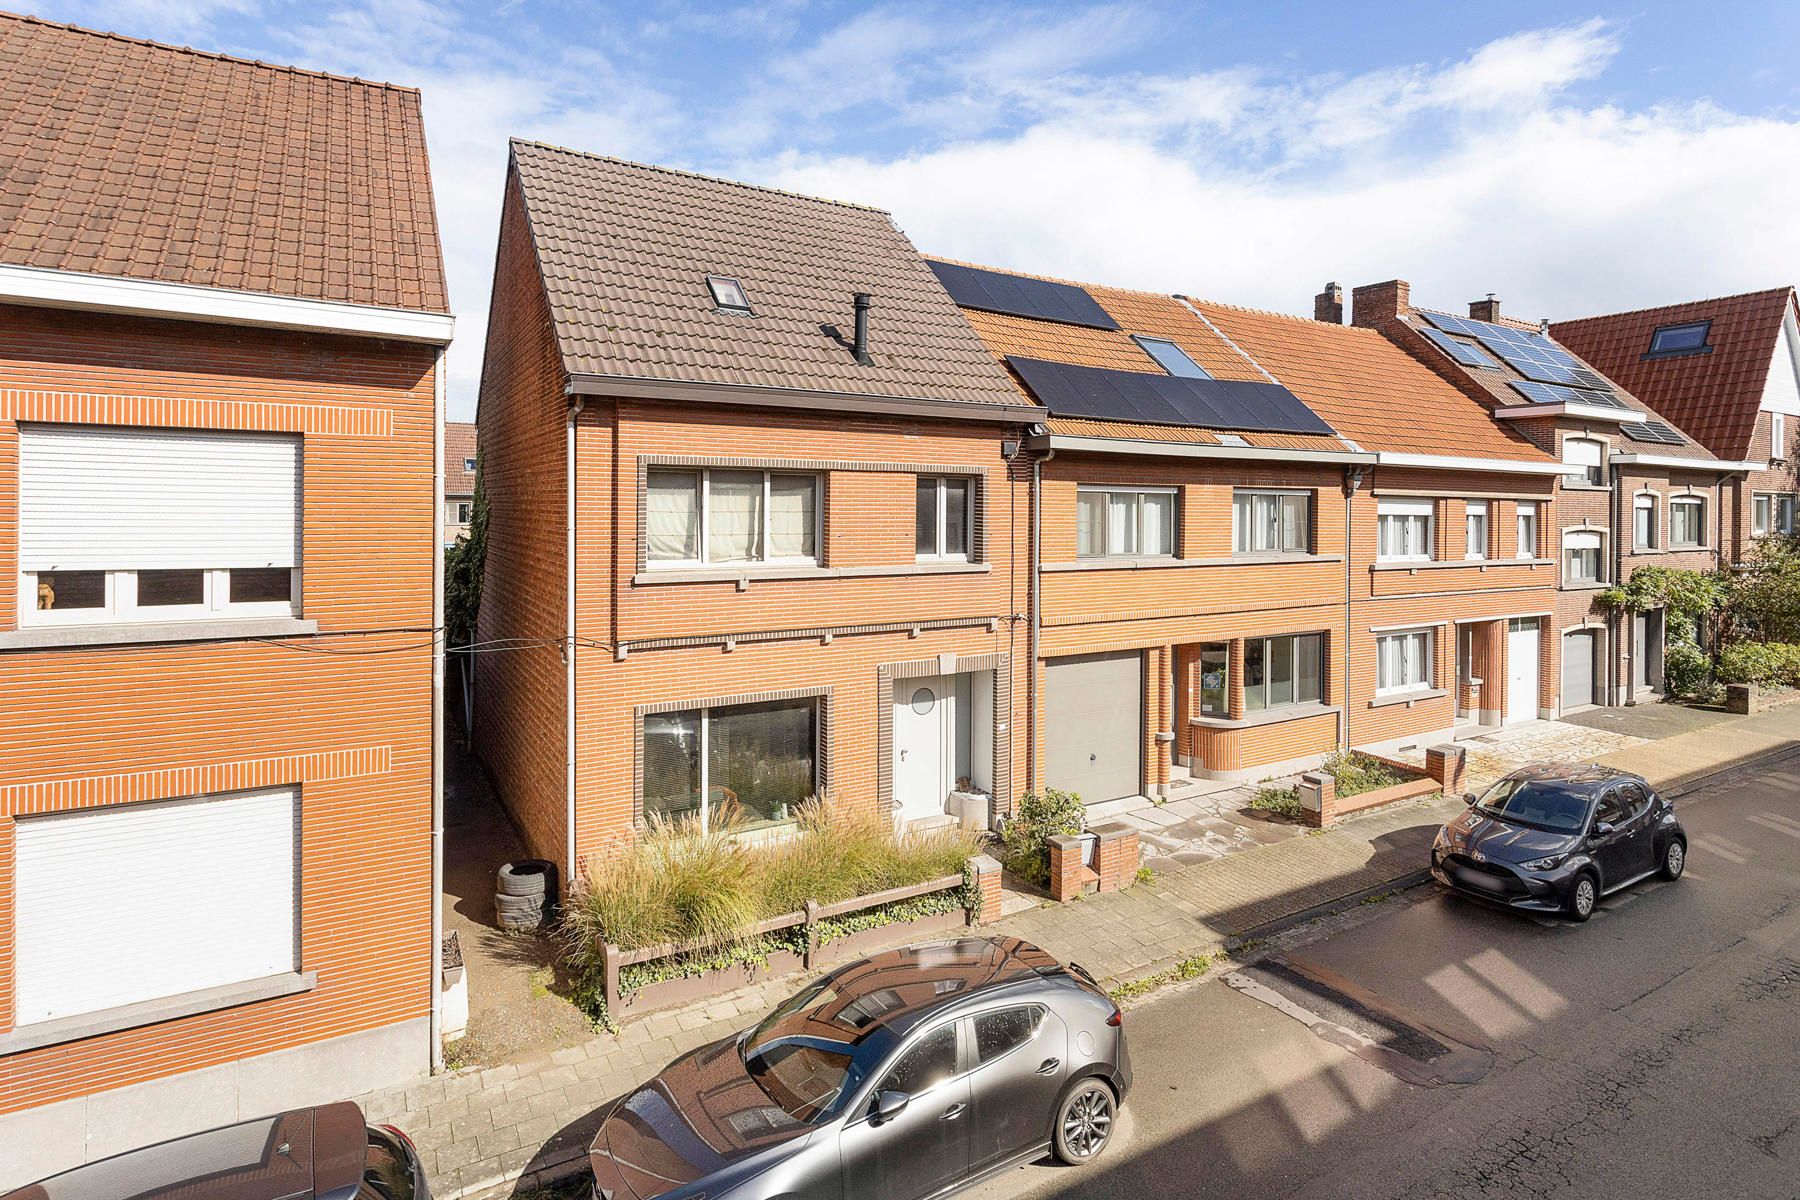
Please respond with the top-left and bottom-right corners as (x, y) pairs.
(1594, 699), (1799, 794)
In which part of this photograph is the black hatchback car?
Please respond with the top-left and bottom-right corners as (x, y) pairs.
(1431, 764), (1687, 921)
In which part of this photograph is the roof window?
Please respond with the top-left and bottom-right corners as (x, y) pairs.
(1133, 335), (1211, 379)
(1647, 320), (1711, 357)
(706, 275), (753, 315)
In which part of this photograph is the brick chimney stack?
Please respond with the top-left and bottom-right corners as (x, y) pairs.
(1314, 282), (1344, 324)
(1350, 280), (1410, 328)
(1470, 294), (1501, 322)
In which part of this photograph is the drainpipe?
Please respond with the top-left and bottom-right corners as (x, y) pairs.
(566, 398), (585, 881)
(429, 349), (446, 1074)
(1611, 461), (1625, 706)
(1341, 464), (1367, 751)
(1028, 445), (1053, 795)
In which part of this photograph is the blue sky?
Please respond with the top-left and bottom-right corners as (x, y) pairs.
(33, 1), (1800, 417)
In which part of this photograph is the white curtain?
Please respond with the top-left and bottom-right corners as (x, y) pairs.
(1280, 495), (1306, 552)
(1078, 491), (1106, 557)
(1107, 493), (1136, 555)
(767, 475), (816, 559)
(646, 471), (699, 561)
(1140, 493), (1172, 555)
(708, 471), (763, 562)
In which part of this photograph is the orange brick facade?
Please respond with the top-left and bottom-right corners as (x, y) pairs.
(0, 304), (438, 1118)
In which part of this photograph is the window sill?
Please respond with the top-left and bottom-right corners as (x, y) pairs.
(1561, 483), (1610, 492)
(1190, 701), (1340, 731)
(1562, 582), (1608, 592)
(0, 971), (316, 1057)
(1371, 558), (1552, 573)
(1046, 554), (1341, 573)
(632, 562), (990, 586)
(0, 616), (318, 651)
(1368, 687), (1450, 710)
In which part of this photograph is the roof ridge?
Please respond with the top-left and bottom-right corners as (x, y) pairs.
(1552, 285), (1797, 329)
(1181, 294), (1385, 337)
(0, 9), (422, 93)
(509, 139), (891, 215)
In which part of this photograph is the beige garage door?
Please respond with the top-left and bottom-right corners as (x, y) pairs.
(1046, 652), (1142, 804)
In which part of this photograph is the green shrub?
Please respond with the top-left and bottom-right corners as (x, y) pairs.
(1717, 641), (1800, 688)
(1249, 784), (1303, 820)
(1320, 751), (1413, 798)
(1002, 788), (1086, 886)
(1663, 639), (1712, 697)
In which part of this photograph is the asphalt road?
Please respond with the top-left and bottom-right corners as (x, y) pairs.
(965, 747), (1800, 1200)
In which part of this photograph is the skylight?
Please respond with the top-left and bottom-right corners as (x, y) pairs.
(706, 275), (752, 315)
(1648, 320), (1711, 357)
(1133, 335), (1211, 379)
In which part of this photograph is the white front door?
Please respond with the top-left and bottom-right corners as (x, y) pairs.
(1507, 618), (1540, 724)
(895, 674), (971, 821)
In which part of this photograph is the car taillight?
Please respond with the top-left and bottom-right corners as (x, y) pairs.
(1106, 1005), (1123, 1028)
(379, 1124), (416, 1153)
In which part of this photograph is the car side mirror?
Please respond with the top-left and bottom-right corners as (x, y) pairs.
(872, 1090), (910, 1123)
(1462, 792), (1478, 807)
(1592, 820), (1615, 838)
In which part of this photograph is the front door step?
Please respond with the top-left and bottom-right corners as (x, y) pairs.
(903, 813), (958, 835)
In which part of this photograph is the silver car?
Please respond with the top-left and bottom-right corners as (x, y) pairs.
(588, 936), (1131, 1200)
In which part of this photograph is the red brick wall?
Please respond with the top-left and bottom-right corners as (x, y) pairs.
(0, 304), (436, 1116)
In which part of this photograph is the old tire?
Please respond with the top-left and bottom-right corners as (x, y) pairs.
(1052, 1079), (1116, 1165)
(1659, 838), (1686, 881)
(497, 859), (556, 898)
(494, 892), (546, 930)
(1565, 873), (1598, 922)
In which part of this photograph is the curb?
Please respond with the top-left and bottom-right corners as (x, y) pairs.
(1657, 742), (1800, 802)
(459, 1146), (587, 1200)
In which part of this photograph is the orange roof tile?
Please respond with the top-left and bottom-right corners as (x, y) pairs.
(446, 421), (477, 493)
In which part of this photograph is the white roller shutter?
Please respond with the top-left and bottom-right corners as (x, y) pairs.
(19, 425), (302, 571)
(14, 787), (300, 1026)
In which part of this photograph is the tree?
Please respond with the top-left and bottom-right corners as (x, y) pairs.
(1596, 565), (1725, 645)
(444, 449), (488, 656)
(1724, 537), (1800, 644)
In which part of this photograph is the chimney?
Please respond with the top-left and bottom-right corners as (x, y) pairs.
(1350, 279), (1410, 328)
(1469, 294), (1501, 323)
(1313, 282), (1344, 324)
(852, 292), (873, 365)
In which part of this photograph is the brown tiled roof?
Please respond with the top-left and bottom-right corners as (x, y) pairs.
(509, 141), (1023, 407)
(446, 421), (477, 494)
(1551, 288), (1797, 461)
(0, 12), (448, 312)
(1190, 302), (1556, 464)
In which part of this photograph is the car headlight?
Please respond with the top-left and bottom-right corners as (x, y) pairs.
(1519, 854), (1565, 871)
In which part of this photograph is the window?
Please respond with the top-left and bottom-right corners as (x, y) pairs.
(1132, 335), (1211, 379)
(1647, 320), (1711, 356)
(974, 1006), (1044, 1063)
(879, 1024), (958, 1098)
(463, 457), (477, 472)
(1754, 493), (1771, 535)
(1077, 487), (1175, 558)
(1562, 437), (1604, 486)
(916, 476), (972, 560)
(1633, 495), (1657, 550)
(1376, 629), (1433, 695)
(1233, 490), (1310, 555)
(1565, 529), (1603, 584)
(643, 698), (818, 830)
(1198, 643), (1229, 717)
(1669, 496), (1704, 548)
(1773, 413), (1789, 461)
(645, 469), (817, 567)
(1516, 502), (1539, 558)
(455, 502), (473, 524)
(13, 787), (299, 1026)
(706, 274), (752, 314)
(1464, 502), (1489, 560)
(1244, 633), (1323, 712)
(1376, 498), (1434, 562)
(20, 426), (302, 626)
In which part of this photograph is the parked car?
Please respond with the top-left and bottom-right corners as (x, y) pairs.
(588, 936), (1130, 1200)
(1431, 764), (1687, 921)
(0, 1101), (427, 1200)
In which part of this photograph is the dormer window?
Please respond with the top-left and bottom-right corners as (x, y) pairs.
(1132, 335), (1211, 379)
(1647, 320), (1710, 357)
(706, 275), (752, 315)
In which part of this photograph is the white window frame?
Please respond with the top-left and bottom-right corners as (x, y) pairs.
(23, 567), (300, 627)
(1464, 501), (1489, 560)
(1515, 502), (1539, 559)
(916, 475), (974, 562)
(1077, 486), (1177, 559)
(1564, 528), (1605, 585)
(1773, 412), (1788, 462)
(1633, 494), (1658, 550)
(1669, 496), (1705, 549)
(1753, 493), (1772, 535)
(1233, 489), (1311, 555)
(644, 468), (820, 569)
(1376, 627), (1434, 696)
(463, 457), (477, 473)
(1561, 436), (1605, 487)
(1377, 498), (1435, 562)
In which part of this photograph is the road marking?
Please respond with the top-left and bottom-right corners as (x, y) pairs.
(1746, 813), (1800, 839)
(1691, 835), (1749, 864)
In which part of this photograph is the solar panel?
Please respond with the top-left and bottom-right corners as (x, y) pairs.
(1508, 381), (1627, 409)
(1622, 419), (1687, 445)
(1422, 328), (1500, 369)
(1006, 356), (1336, 436)
(928, 260), (1120, 330)
(1421, 312), (1622, 396)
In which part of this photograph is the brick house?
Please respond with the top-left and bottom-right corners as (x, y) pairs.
(1352, 282), (1733, 709)
(0, 15), (452, 1184)
(445, 421), (478, 545)
(472, 142), (1040, 873)
(1551, 287), (1798, 559)
(937, 262), (1561, 801)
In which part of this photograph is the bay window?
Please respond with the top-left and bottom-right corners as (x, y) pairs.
(1565, 529), (1604, 584)
(1669, 496), (1704, 548)
(1516, 502), (1539, 558)
(1233, 490), (1310, 554)
(1633, 495), (1657, 549)
(1077, 486), (1175, 558)
(1377, 498), (1434, 562)
(646, 468), (818, 567)
(1244, 633), (1323, 712)
(916, 476), (972, 560)
(643, 697), (819, 831)
(1376, 629), (1433, 695)
(1464, 502), (1489, 559)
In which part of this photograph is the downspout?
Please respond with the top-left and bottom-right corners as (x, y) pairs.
(1611, 461), (1624, 706)
(566, 399), (585, 882)
(1341, 464), (1367, 751)
(429, 349), (446, 1074)
(1028, 443), (1053, 795)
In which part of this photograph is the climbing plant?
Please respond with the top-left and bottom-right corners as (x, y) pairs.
(1596, 565), (1725, 644)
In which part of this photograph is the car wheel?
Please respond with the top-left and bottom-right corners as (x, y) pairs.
(1565, 873), (1597, 922)
(1659, 839), (1686, 881)
(1052, 1079), (1116, 1165)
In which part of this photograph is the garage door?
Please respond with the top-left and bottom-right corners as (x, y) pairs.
(1046, 652), (1142, 804)
(1562, 630), (1597, 710)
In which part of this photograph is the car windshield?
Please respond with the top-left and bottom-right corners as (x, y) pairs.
(1474, 778), (1592, 832)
